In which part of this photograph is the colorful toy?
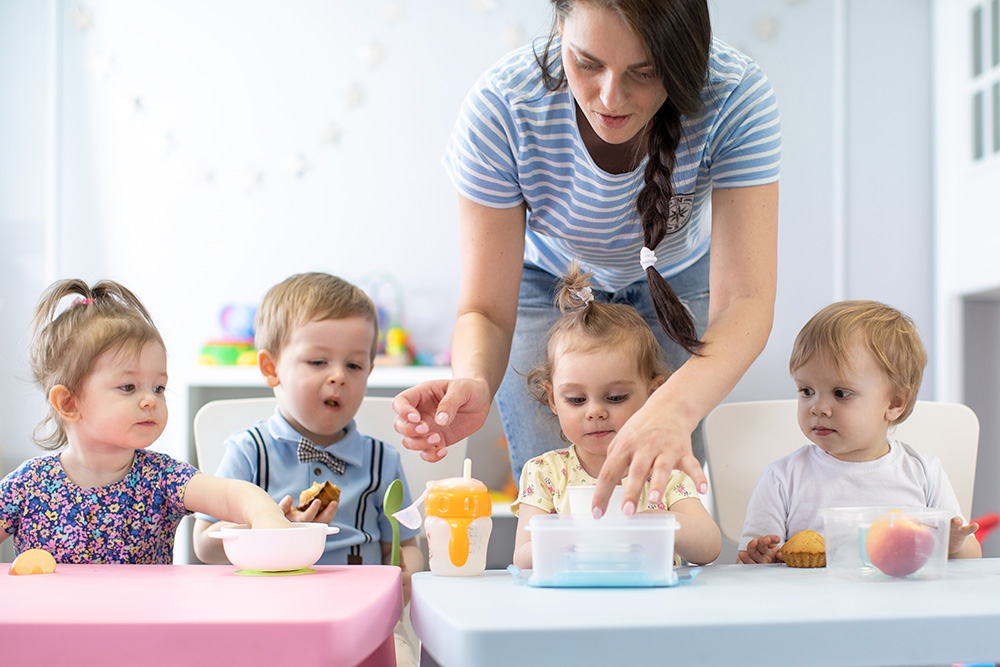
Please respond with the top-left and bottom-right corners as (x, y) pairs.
(199, 304), (258, 366)
(363, 274), (418, 366)
(972, 512), (999, 544)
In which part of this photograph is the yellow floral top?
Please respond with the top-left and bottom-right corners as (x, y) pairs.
(512, 445), (697, 515)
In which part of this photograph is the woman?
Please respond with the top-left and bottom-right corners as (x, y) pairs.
(394, 0), (780, 515)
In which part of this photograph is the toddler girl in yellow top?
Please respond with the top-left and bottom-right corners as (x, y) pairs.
(511, 264), (721, 568)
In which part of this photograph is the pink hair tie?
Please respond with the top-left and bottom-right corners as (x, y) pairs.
(73, 297), (95, 306)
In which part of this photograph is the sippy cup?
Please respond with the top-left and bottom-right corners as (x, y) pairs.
(424, 458), (493, 576)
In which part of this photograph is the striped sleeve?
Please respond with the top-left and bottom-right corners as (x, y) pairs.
(704, 52), (782, 187)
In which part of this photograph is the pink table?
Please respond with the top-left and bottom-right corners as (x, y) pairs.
(0, 564), (402, 667)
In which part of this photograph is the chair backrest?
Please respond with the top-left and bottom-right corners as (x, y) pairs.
(193, 395), (467, 501)
(704, 399), (980, 546)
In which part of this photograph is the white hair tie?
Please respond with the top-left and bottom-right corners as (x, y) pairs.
(639, 246), (658, 271)
(575, 286), (594, 305)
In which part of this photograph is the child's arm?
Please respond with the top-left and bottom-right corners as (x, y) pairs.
(659, 496), (721, 565)
(189, 474), (292, 564)
(185, 473), (291, 530)
(738, 535), (783, 564)
(948, 516), (982, 559)
(382, 537), (422, 606)
(192, 518), (230, 563)
(512, 504), (548, 569)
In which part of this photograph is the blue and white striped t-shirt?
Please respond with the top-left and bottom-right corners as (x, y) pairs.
(443, 37), (781, 291)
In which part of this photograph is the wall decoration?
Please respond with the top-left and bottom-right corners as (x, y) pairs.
(358, 42), (385, 67)
(72, 5), (94, 31)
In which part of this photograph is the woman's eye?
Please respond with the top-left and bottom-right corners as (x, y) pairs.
(575, 58), (600, 71)
(632, 70), (655, 81)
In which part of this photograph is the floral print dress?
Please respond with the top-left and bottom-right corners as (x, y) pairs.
(513, 444), (696, 515)
(0, 449), (198, 563)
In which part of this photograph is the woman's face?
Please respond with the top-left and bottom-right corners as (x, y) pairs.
(559, 3), (668, 145)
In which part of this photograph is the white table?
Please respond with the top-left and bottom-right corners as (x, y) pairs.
(411, 560), (1000, 667)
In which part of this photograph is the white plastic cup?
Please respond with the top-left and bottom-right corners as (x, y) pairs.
(566, 485), (625, 518)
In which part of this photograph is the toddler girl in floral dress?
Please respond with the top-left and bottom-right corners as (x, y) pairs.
(0, 279), (290, 563)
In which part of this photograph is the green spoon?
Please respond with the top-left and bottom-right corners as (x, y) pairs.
(384, 479), (404, 567)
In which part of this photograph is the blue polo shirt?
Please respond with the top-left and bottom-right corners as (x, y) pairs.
(196, 407), (419, 565)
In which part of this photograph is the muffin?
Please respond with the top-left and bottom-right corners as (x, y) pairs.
(781, 529), (826, 568)
(297, 481), (341, 512)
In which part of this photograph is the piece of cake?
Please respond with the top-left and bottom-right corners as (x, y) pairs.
(781, 529), (826, 568)
(297, 481), (341, 512)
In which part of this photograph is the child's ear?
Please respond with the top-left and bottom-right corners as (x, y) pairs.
(649, 375), (667, 394)
(885, 392), (907, 422)
(49, 385), (81, 422)
(543, 382), (557, 414)
(257, 350), (281, 388)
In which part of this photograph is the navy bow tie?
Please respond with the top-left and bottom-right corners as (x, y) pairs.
(297, 440), (347, 475)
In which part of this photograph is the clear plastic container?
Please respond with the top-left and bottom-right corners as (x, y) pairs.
(819, 506), (950, 580)
(527, 513), (678, 587)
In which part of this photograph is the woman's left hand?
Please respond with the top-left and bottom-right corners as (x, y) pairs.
(593, 402), (705, 517)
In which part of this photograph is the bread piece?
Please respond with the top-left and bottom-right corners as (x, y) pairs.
(782, 529), (826, 568)
(297, 481), (341, 512)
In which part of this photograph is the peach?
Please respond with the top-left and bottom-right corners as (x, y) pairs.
(8, 548), (57, 575)
(865, 512), (935, 577)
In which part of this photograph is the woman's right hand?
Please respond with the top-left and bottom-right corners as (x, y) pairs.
(392, 378), (493, 461)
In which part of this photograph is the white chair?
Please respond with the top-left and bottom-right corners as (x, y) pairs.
(704, 399), (980, 547)
(193, 395), (467, 501)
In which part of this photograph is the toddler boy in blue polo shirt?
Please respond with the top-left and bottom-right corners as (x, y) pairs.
(192, 271), (422, 589)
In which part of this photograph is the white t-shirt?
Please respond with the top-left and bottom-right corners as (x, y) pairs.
(738, 440), (962, 550)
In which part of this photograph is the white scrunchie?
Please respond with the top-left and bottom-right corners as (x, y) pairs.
(639, 246), (658, 271)
(575, 286), (594, 306)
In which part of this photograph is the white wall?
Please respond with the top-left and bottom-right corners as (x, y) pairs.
(2, 1), (937, 495)
(713, 0), (935, 403)
(934, 0), (1000, 555)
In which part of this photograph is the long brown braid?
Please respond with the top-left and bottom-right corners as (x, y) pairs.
(535, 0), (712, 354)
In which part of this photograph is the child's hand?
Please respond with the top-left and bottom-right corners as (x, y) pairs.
(251, 514), (294, 530)
(278, 495), (339, 525)
(737, 534), (782, 564)
(948, 516), (980, 556)
(399, 553), (413, 606)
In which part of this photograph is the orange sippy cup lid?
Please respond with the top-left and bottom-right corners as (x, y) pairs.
(424, 458), (492, 519)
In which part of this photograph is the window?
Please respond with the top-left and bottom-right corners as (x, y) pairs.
(971, 0), (1000, 161)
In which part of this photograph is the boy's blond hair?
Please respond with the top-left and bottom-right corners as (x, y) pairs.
(789, 300), (926, 425)
(254, 273), (379, 361)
